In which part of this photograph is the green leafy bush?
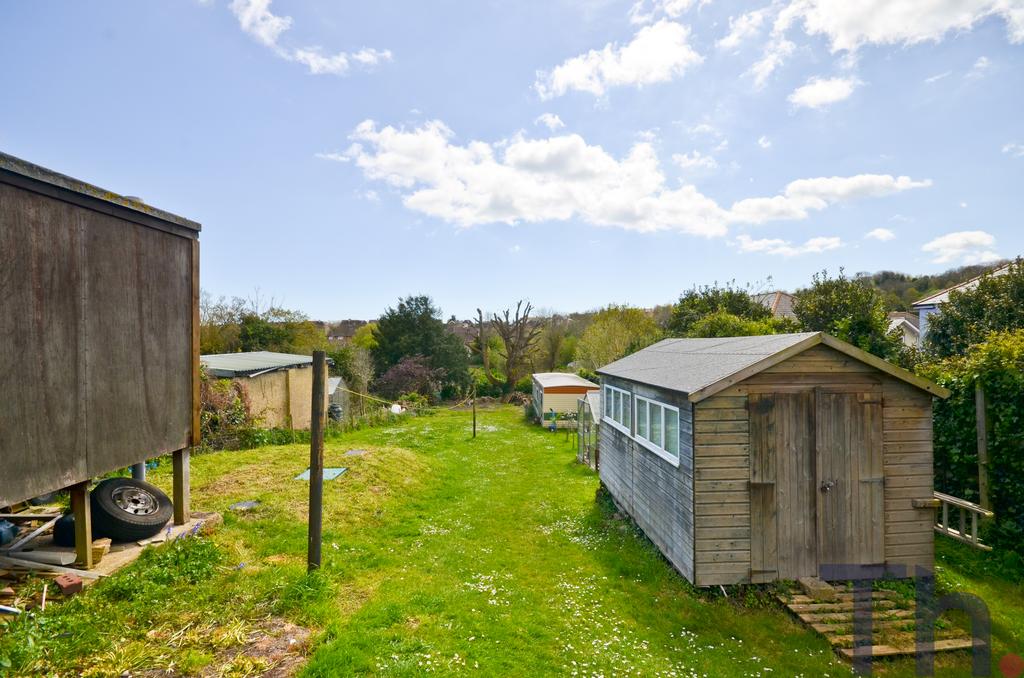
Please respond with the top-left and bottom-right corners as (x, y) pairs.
(514, 375), (533, 394)
(919, 330), (1024, 551)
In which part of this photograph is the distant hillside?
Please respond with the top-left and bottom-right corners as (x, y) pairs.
(855, 261), (1011, 311)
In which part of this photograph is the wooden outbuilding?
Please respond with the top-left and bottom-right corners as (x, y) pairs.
(596, 332), (949, 586)
(531, 372), (599, 427)
(0, 152), (200, 567)
(201, 351), (330, 429)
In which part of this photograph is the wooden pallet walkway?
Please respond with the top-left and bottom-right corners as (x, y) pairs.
(777, 585), (983, 662)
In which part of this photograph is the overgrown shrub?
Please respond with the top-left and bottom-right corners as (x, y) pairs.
(919, 330), (1024, 551)
(372, 355), (443, 401)
(514, 375), (533, 394)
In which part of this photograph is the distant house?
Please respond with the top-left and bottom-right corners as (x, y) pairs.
(201, 351), (330, 429)
(596, 333), (948, 586)
(887, 312), (920, 348)
(752, 291), (797, 320)
(531, 372), (599, 426)
(911, 263), (1011, 345)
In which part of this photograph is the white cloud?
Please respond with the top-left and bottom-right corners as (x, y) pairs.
(336, 119), (932, 238)
(735, 234), (843, 256)
(629, 0), (695, 25)
(730, 174), (931, 223)
(535, 20), (702, 99)
(922, 230), (1000, 264)
(672, 150), (718, 171)
(783, 0), (1024, 52)
(363, 190), (380, 202)
(749, 37), (795, 88)
(744, 1), (1023, 89)
(788, 76), (859, 109)
(865, 227), (896, 241)
(967, 55), (992, 78)
(718, 9), (768, 50)
(229, 0), (391, 75)
(687, 122), (720, 137)
(534, 113), (565, 131)
(757, 135), (772, 149)
(315, 151), (350, 162)
(1003, 142), (1024, 157)
(925, 70), (952, 83)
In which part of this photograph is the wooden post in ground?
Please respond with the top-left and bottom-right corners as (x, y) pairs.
(308, 350), (327, 572)
(975, 383), (990, 510)
(472, 385), (477, 438)
(69, 481), (93, 569)
(173, 449), (190, 525)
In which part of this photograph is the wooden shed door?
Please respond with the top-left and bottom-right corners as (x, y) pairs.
(815, 392), (885, 570)
(749, 392), (817, 582)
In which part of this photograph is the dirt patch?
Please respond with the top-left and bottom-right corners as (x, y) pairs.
(139, 618), (311, 677)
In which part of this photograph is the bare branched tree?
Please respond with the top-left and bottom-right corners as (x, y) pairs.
(474, 300), (544, 396)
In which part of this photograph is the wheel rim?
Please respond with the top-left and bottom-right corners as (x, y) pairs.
(111, 486), (159, 516)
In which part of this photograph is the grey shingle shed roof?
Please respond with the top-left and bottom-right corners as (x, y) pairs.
(201, 351), (314, 378)
(597, 332), (949, 402)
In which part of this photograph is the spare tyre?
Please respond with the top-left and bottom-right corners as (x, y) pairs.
(90, 477), (173, 542)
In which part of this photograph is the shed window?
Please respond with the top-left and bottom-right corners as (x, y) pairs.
(602, 384), (632, 434)
(634, 394), (681, 466)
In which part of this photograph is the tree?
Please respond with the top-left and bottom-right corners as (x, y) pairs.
(686, 310), (783, 338)
(351, 322), (378, 351)
(199, 291), (327, 355)
(372, 356), (443, 400)
(576, 306), (662, 371)
(474, 300), (544, 395)
(668, 281), (772, 336)
(924, 258), (1024, 358)
(793, 269), (905, 362)
(371, 295), (470, 393)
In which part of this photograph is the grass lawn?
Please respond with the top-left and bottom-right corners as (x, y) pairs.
(1, 406), (1021, 676)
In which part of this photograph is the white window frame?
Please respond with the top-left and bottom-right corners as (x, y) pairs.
(633, 394), (681, 467)
(602, 384), (632, 435)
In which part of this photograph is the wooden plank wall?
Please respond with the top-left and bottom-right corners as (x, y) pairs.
(0, 184), (89, 504)
(880, 380), (935, 571)
(0, 181), (194, 505)
(693, 344), (936, 586)
(598, 376), (695, 583)
(693, 394), (751, 586)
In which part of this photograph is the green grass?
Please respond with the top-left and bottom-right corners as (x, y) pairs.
(2, 406), (1021, 676)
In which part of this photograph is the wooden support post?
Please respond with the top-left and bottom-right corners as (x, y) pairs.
(69, 481), (92, 569)
(975, 384), (990, 510)
(472, 385), (477, 439)
(307, 350), (327, 572)
(173, 448), (190, 525)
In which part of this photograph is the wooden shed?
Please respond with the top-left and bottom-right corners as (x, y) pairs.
(596, 332), (949, 587)
(0, 152), (199, 565)
(531, 372), (599, 426)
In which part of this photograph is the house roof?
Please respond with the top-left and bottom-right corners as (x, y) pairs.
(912, 263), (1011, 308)
(752, 291), (797, 320)
(0, 151), (201, 233)
(597, 332), (948, 402)
(201, 351), (314, 378)
(532, 372), (599, 389)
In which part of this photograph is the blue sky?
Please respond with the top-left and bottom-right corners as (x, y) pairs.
(2, 1), (1022, 320)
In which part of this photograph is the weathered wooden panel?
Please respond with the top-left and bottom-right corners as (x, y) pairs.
(0, 184), (88, 505)
(1, 176), (196, 505)
(597, 376), (695, 583)
(85, 210), (192, 475)
(816, 391), (885, 568)
(693, 394), (753, 586)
